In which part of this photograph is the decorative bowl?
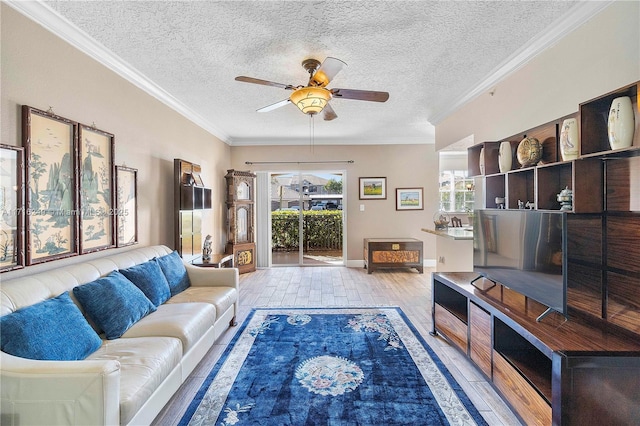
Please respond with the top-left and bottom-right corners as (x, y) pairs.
(433, 211), (450, 230)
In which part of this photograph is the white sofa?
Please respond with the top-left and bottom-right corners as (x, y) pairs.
(0, 245), (239, 426)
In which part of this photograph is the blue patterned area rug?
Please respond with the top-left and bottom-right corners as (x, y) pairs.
(179, 307), (487, 426)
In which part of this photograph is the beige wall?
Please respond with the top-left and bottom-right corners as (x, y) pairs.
(1, 5), (231, 279)
(230, 144), (439, 263)
(7, 2), (629, 276)
(436, 1), (640, 150)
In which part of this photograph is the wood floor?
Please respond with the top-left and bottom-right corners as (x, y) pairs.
(151, 266), (522, 426)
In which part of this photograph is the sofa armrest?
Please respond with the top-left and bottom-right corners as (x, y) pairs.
(1, 351), (121, 425)
(184, 264), (239, 292)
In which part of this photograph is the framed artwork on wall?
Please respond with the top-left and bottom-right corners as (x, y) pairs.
(22, 106), (79, 265)
(79, 124), (115, 253)
(0, 144), (25, 272)
(359, 177), (387, 200)
(116, 166), (138, 247)
(396, 187), (424, 210)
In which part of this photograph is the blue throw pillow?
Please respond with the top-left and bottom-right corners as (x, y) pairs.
(73, 270), (156, 340)
(119, 259), (171, 306)
(0, 292), (102, 360)
(156, 250), (191, 296)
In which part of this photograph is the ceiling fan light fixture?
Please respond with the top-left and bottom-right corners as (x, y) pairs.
(289, 87), (331, 115)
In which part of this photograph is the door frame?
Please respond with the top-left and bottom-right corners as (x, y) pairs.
(257, 170), (347, 267)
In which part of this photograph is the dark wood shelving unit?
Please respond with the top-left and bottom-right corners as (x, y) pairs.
(494, 318), (552, 403)
(506, 168), (535, 209)
(484, 174), (505, 209)
(456, 81), (640, 425)
(580, 82), (639, 157)
(432, 272), (640, 426)
(433, 280), (468, 323)
(174, 159), (212, 263)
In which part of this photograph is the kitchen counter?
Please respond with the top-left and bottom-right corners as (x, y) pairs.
(421, 227), (473, 240)
(422, 227), (473, 272)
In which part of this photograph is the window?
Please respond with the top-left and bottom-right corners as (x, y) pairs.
(439, 170), (474, 212)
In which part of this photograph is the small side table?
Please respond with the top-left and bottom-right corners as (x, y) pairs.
(192, 253), (234, 268)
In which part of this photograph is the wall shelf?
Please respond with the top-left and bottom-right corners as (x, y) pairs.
(174, 159), (212, 262)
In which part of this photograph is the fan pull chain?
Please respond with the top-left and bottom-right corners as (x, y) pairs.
(309, 114), (315, 154)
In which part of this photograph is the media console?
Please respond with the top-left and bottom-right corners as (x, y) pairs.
(432, 272), (640, 426)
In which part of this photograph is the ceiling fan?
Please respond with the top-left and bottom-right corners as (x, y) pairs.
(235, 57), (389, 121)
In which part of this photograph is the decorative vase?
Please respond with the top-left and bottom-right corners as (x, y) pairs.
(498, 141), (512, 173)
(516, 137), (543, 167)
(607, 96), (635, 150)
(560, 118), (579, 161)
(479, 147), (485, 175)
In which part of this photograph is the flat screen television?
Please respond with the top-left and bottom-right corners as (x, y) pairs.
(473, 209), (567, 321)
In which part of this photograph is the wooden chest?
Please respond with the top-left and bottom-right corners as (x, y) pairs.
(363, 238), (423, 274)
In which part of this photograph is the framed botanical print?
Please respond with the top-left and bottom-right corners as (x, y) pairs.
(79, 124), (115, 253)
(22, 106), (78, 265)
(0, 144), (25, 272)
(116, 166), (138, 247)
(396, 187), (424, 210)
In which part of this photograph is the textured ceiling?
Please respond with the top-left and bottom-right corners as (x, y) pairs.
(28, 1), (600, 146)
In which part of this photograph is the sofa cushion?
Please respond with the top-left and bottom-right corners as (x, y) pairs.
(156, 250), (191, 296)
(0, 292), (102, 361)
(166, 286), (237, 319)
(122, 303), (216, 354)
(87, 336), (182, 425)
(120, 259), (171, 306)
(73, 270), (157, 340)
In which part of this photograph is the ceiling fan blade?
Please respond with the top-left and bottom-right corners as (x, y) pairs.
(323, 103), (337, 121)
(331, 88), (389, 102)
(311, 57), (347, 87)
(235, 76), (294, 90)
(256, 99), (291, 112)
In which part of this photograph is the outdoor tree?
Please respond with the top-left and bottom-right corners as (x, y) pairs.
(324, 179), (342, 194)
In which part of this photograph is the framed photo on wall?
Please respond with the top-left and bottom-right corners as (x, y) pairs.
(0, 144), (25, 272)
(79, 124), (115, 253)
(22, 106), (79, 265)
(359, 177), (386, 200)
(116, 166), (138, 247)
(396, 187), (424, 210)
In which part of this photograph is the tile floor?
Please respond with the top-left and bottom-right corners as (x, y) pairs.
(152, 266), (522, 425)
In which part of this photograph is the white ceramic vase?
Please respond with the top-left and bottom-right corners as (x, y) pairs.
(498, 141), (512, 173)
(479, 147), (485, 175)
(560, 118), (579, 161)
(608, 96), (635, 150)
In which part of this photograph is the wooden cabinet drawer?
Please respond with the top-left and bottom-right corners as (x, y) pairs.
(434, 303), (467, 353)
(493, 350), (551, 426)
(469, 302), (492, 378)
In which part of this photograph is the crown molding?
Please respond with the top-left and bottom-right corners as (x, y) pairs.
(429, 1), (614, 125)
(228, 135), (433, 147)
(4, 0), (231, 143)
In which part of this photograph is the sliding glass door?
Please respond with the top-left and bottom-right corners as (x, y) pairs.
(270, 171), (344, 266)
